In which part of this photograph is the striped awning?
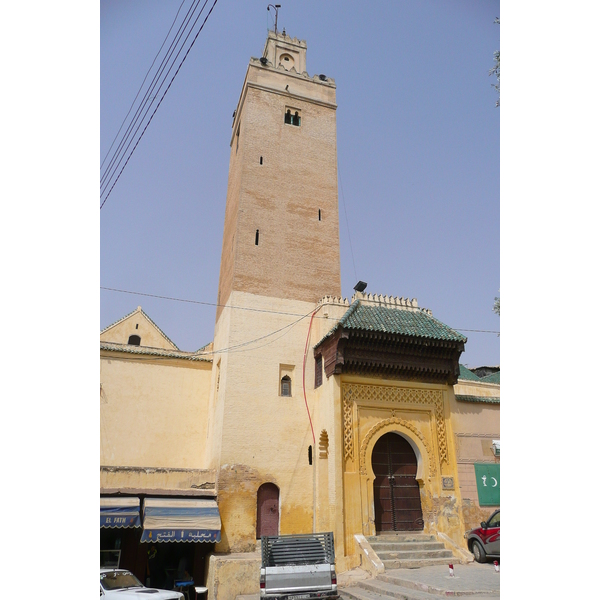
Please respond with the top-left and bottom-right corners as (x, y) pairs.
(140, 498), (221, 543)
(100, 497), (141, 528)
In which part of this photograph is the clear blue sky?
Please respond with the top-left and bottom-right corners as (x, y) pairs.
(100, 0), (500, 367)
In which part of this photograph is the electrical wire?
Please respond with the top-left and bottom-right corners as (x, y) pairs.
(338, 162), (358, 283)
(100, 0), (220, 208)
(101, 0), (207, 193)
(100, 0), (187, 171)
(100, 285), (499, 334)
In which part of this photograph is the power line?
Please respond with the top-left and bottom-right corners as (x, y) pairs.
(100, 286), (499, 334)
(100, 0), (187, 171)
(101, 0), (206, 193)
(338, 162), (358, 283)
(100, 0), (220, 208)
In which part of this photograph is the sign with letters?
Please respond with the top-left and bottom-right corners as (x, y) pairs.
(474, 463), (500, 506)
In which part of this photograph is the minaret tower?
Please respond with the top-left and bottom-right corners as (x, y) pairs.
(207, 31), (341, 552)
(216, 31), (341, 316)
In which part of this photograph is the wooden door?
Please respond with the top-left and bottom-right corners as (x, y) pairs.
(372, 433), (423, 531)
(256, 483), (279, 538)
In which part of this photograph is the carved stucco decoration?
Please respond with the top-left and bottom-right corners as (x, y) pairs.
(359, 416), (436, 478)
(342, 383), (448, 467)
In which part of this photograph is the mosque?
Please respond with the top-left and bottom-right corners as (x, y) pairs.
(100, 30), (499, 599)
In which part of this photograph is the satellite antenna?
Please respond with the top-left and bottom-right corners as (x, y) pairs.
(267, 4), (282, 35)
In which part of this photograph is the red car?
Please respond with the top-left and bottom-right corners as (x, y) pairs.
(465, 509), (500, 563)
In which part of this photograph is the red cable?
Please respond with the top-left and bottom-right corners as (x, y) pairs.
(302, 310), (317, 446)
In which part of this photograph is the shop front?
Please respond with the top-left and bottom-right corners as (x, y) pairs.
(100, 496), (221, 593)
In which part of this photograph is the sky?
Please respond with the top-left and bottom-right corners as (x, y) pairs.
(100, 0), (500, 367)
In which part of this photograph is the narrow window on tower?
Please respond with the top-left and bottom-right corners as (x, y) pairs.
(260, 156), (263, 165)
(318, 209), (322, 221)
(236, 125), (240, 153)
(308, 445), (313, 465)
(255, 229), (260, 245)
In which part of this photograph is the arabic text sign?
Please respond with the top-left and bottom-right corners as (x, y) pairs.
(140, 529), (221, 543)
(474, 463), (500, 506)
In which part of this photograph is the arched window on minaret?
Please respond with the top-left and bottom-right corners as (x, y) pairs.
(285, 109), (292, 125)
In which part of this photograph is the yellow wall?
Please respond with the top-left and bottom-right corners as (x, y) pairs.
(100, 351), (212, 468)
(337, 376), (467, 553)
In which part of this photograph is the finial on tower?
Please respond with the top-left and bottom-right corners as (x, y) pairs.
(267, 4), (282, 35)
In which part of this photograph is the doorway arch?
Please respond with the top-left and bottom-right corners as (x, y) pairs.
(372, 432), (424, 532)
(256, 482), (279, 538)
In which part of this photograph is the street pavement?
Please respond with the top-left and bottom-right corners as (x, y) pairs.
(339, 562), (500, 599)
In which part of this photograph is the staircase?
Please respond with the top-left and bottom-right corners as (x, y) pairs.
(366, 532), (453, 569)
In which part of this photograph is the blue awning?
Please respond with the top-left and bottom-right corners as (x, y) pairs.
(101, 497), (141, 528)
(140, 498), (221, 543)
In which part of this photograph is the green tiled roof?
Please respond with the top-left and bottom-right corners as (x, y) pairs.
(458, 364), (481, 381)
(480, 371), (500, 384)
(335, 301), (467, 343)
(100, 341), (211, 362)
(455, 395), (500, 404)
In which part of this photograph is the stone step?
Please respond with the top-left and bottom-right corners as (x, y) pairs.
(369, 541), (447, 552)
(382, 557), (455, 569)
(378, 549), (453, 561)
(340, 578), (444, 600)
(367, 533), (437, 543)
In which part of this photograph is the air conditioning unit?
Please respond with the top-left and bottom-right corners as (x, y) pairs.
(491, 440), (500, 456)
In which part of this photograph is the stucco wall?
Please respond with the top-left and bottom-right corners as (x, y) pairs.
(100, 352), (212, 468)
(450, 380), (500, 530)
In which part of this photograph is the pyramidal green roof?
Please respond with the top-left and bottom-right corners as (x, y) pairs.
(480, 371), (500, 384)
(333, 301), (467, 343)
(458, 364), (481, 381)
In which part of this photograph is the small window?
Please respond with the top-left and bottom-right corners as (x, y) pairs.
(128, 335), (141, 346)
(284, 107), (301, 127)
(281, 375), (291, 397)
(318, 209), (322, 221)
(260, 156), (263, 165)
(255, 229), (260, 245)
(308, 445), (313, 465)
(315, 355), (323, 388)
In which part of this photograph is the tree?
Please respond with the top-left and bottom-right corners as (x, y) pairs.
(490, 18), (500, 107)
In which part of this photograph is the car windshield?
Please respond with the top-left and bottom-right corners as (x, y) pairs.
(488, 511), (500, 528)
(101, 571), (144, 590)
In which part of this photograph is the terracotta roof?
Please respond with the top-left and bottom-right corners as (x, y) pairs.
(100, 341), (211, 362)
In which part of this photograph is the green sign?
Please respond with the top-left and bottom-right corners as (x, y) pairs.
(474, 463), (500, 506)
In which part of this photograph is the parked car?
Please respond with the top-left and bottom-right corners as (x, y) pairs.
(100, 569), (184, 599)
(465, 509), (500, 563)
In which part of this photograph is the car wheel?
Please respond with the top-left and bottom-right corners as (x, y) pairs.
(472, 540), (486, 563)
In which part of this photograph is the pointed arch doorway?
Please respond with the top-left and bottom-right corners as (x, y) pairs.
(256, 483), (279, 538)
(372, 432), (424, 532)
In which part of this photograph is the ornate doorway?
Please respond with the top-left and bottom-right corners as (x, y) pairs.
(256, 483), (279, 538)
(372, 432), (423, 531)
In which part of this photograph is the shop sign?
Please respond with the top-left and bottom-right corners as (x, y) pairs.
(474, 463), (500, 506)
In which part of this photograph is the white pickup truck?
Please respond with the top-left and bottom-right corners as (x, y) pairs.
(259, 532), (339, 599)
